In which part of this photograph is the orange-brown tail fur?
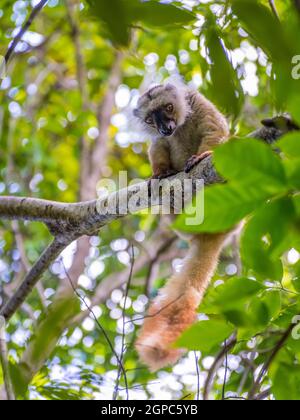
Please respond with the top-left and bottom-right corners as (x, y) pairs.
(136, 233), (228, 371)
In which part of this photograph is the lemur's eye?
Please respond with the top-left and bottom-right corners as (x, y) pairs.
(145, 116), (153, 125)
(166, 104), (174, 112)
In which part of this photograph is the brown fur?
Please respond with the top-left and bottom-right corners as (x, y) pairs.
(134, 83), (230, 371)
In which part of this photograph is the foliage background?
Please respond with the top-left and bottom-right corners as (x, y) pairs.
(0, 0), (300, 400)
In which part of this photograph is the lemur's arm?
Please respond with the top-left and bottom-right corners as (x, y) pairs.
(149, 140), (173, 178)
(185, 129), (228, 173)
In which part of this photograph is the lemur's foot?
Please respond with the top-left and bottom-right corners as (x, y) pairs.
(184, 151), (213, 173)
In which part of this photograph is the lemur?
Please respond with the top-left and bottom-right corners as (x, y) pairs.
(133, 82), (230, 371)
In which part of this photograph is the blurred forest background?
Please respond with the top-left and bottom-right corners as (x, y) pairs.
(0, 0), (300, 401)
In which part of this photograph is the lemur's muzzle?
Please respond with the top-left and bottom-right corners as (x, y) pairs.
(154, 110), (176, 137)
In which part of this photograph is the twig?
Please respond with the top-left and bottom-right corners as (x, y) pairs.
(113, 245), (135, 400)
(194, 352), (200, 401)
(268, 0), (280, 20)
(0, 317), (15, 400)
(203, 334), (237, 400)
(222, 339), (229, 400)
(63, 265), (129, 401)
(255, 388), (272, 400)
(5, 0), (49, 64)
(126, 293), (185, 325)
(248, 325), (294, 400)
(144, 237), (176, 296)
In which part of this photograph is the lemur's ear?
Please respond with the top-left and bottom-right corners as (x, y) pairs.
(165, 83), (176, 91)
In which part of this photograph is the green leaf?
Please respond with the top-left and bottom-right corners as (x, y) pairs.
(241, 198), (296, 281)
(231, 0), (290, 64)
(214, 138), (287, 191)
(213, 277), (264, 310)
(277, 132), (300, 159)
(176, 319), (235, 353)
(174, 181), (272, 234)
(87, 0), (131, 46)
(272, 364), (300, 400)
(130, 1), (195, 27)
(86, 0), (194, 45)
(262, 290), (282, 320)
(205, 17), (244, 118)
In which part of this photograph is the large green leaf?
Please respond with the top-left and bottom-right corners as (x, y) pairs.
(86, 0), (131, 46)
(129, 1), (195, 27)
(175, 138), (288, 234)
(174, 181), (274, 234)
(272, 364), (300, 400)
(214, 138), (287, 192)
(277, 132), (300, 159)
(176, 319), (235, 353)
(231, 0), (290, 64)
(86, 0), (194, 46)
(241, 198), (296, 281)
(213, 277), (264, 310)
(204, 14), (244, 118)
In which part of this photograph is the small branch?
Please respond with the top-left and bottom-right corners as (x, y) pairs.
(255, 388), (272, 401)
(222, 339), (229, 400)
(203, 334), (237, 401)
(5, 0), (49, 64)
(113, 245), (135, 401)
(0, 237), (70, 321)
(194, 352), (200, 401)
(248, 325), (294, 400)
(268, 0), (280, 20)
(0, 317), (15, 400)
(63, 265), (129, 401)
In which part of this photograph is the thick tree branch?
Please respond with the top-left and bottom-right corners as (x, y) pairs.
(5, 0), (49, 64)
(0, 155), (218, 225)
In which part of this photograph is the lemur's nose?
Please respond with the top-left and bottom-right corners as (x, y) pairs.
(168, 121), (176, 131)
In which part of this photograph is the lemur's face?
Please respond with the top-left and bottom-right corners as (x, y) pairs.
(134, 84), (188, 138)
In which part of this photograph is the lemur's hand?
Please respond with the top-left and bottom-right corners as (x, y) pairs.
(147, 170), (178, 188)
(184, 151), (213, 173)
(150, 169), (179, 180)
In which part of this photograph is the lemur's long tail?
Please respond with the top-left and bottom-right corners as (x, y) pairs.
(135, 233), (228, 371)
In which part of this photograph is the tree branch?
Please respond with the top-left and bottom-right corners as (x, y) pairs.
(248, 324), (294, 400)
(5, 0), (49, 64)
(0, 237), (71, 321)
(203, 334), (237, 400)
